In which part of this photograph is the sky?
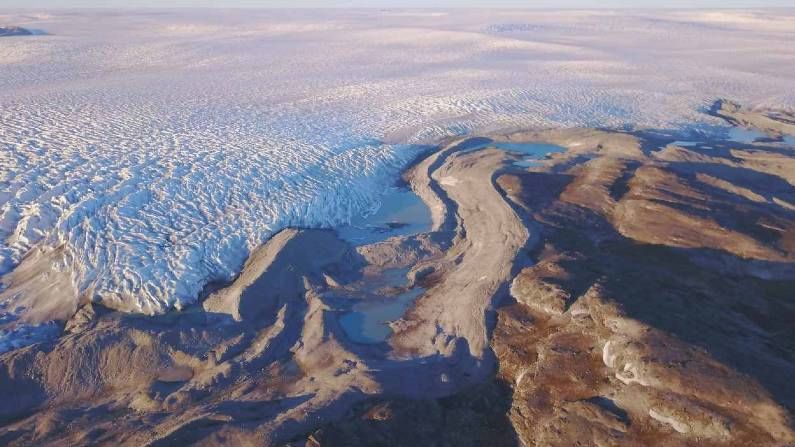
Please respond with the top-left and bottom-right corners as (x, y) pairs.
(3, 0), (795, 8)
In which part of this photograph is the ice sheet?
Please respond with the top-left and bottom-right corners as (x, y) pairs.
(1, 9), (794, 324)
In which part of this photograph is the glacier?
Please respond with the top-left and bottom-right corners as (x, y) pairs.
(1, 9), (794, 327)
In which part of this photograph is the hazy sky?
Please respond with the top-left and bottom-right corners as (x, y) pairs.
(4, 0), (795, 8)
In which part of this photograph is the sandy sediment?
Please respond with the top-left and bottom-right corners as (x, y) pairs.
(391, 145), (529, 359)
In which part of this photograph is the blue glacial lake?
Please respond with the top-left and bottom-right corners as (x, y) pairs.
(671, 140), (698, 147)
(487, 142), (566, 167)
(337, 186), (432, 246)
(336, 186), (430, 343)
(339, 287), (425, 344)
(458, 140), (566, 167)
(728, 127), (766, 144)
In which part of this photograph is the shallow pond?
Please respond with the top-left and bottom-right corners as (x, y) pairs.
(335, 186), (430, 343)
(728, 127), (766, 144)
(495, 142), (566, 167)
(671, 140), (698, 147)
(338, 287), (425, 344)
(462, 141), (566, 167)
(337, 186), (432, 246)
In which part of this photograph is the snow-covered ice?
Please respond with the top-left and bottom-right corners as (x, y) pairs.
(1, 9), (794, 332)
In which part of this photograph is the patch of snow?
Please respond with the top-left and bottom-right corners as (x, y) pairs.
(602, 341), (616, 368)
(615, 362), (651, 387)
(439, 177), (460, 186)
(649, 408), (691, 434)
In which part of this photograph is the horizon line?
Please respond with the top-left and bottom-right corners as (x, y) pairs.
(5, 6), (795, 9)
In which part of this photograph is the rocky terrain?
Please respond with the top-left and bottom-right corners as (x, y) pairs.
(1, 102), (794, 446)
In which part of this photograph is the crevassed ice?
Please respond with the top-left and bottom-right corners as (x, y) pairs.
(0, 95), (414, 313)
(1, 9), (795, 317)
